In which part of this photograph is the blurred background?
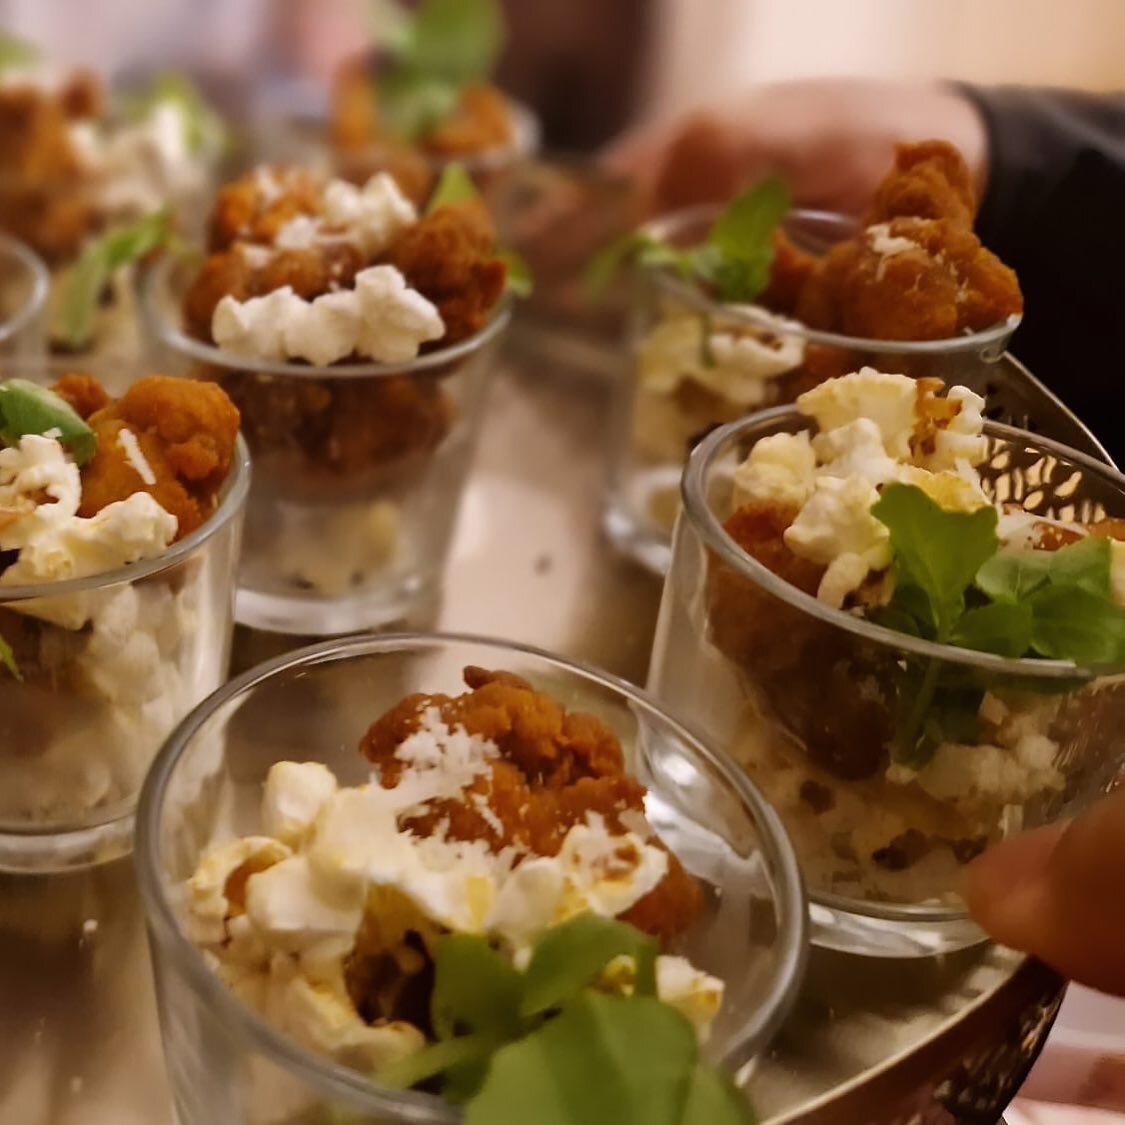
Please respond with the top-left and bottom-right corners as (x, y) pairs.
(3, 0), (1122, 148)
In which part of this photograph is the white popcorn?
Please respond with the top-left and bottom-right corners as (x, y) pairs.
(212, 287), (306, 362)
(813, 418), (899, 486)
(732, 431), (817, 509)
(283, 290), (363, 367)
(262, 762), (338, 847)
(354, 265), (445, 363)
(322, 172), (418, 257)
(798, 367), (917, 458)
(924, 385), (989, 470)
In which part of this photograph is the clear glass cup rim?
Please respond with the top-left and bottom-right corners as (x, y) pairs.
(134, 631), (810, 1118)
(0, 432), (250, 603)
(138, 254), (514, 380)
(682, 407), (1125, 680)
(0, 233), (50, 346)
(640, 203), (1022, 356)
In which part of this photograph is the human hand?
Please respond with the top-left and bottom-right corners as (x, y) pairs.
(965, 785), (1125, 997)
(604, 77), (988, 217)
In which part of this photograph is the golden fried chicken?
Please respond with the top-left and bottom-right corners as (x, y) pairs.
(865, 139), (977, 227)
(50, 372), (111, 419)
(386, 201), (507, 344)
(423, 83), (514, 155)
(207, 165), (325, 252)
(794, 216), (1022, 340)
(359, 666), (704, 946)
(759, 229), (819, 318)
(68, 375), (240, 539)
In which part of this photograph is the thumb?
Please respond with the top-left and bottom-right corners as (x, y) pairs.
(965, 790), (1125, 997)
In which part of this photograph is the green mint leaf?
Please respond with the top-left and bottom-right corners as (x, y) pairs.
(0, 31), (39, 71)
(0, 379), (96, 465)
(1039, 535), (1112, 597)
(54, 210), (172, 349)
(0, 632), (21, 680)
(376, 1031), (500, 1095)
(951, 601), (1033, 657)
(495, 247), (533, 297)
(974, 550), (1053, 604)
(431, 933), (524, 1041)
(130, 72), (227, 156)
(1028, 584), (1125, 665)
(872, 484), (999, 640)
(520, 913), (658, 1019)
(377, 69), (461, 142)
(426, 161), (480, 213)
(465, 993), (698, 1125)
(682, 1064), (756, 1125)
(409, 0), (505, 86)
(707, 176), (790, 262)
(584, 232), (691, 301)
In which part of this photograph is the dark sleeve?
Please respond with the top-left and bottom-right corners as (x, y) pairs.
(956, 85), (1125, 463)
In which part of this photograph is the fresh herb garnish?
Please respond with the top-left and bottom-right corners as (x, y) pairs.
(0, 379), (96, 465)
(376, 913), (753, 1125)
(54, 209), (174, 350)
(367, 0), (504, 142)
(123, 71), (227, 155)
(0, 632), (20, 680)
(425, 163), (533, 297)
(585, 176), (791, 304)
(0, 31), (39, 72)
(871, 484), (1125, 764)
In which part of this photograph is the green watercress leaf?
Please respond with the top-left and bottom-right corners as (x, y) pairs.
(0, 379), (96, 465)
(951, 600), (1033, 658)
(975, 536), (1111, 605)
(465, 993), (700, 1125)
(0, 632), (21, 680)
(520, 913), (658, 1019)
(408, 0), (504, 86)
(701, 175), (789, 302)
(872, 483), (999, 640)
(378, 69), (461, 141)
(431, 933), (524, 1041)
(682, 1064), (756, 1125)
(376, 1031), (500, 1095)
(495, 247), (533, 297)
(426, 161), (480, 213)
(0, 31), (38, 71)
(54, 209), (173, 350)
(1027, 584), (1125, 665)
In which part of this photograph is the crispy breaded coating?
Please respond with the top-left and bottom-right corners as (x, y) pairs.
(386, 201), (507, 344)
(359, 667), (704, 946)
(865, 140), (977, 227)
(77, 375), (240, 539)
(207, 165), (325, 252)
(422, 83), (514, 155)
(759, 229), (819, 318)
(182, 249), (257, 341)
(50, 372), (111, 419)
(795, 216), (1022, 340)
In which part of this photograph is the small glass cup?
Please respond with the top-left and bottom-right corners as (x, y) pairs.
(139, 255), (511, 636)
(135, 632), (808, 1125)
(605, 207), (1023, 576)
(0, 234), (49, 358)
(0, 360), (249, 872)
(650, 408), (1125, 957)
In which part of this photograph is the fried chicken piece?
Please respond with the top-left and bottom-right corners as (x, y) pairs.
(865, 139), (977, 228)
(78, 375), (240, 539)
(329, 60), (379, 153)
(797, 216), (1022, 339)
(385, 201), (507, 344)
(359, 667), (704, 946)
(182, 249), (258, 341)
(336, 141), (436, 207)
(759, 229), (820, 318)
(207, 165), (325, 252)
(422, 83), (514, 155)
(50, 372), (111, 419)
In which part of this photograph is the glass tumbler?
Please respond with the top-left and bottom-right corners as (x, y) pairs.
(650, 408), (1125, 957)
(0, 360), (249, 872)
(135, 632), (808, 1125)
(604, 207), (1022, 577)
(0, 234), (49, 358)
(139, 256), (511, 636)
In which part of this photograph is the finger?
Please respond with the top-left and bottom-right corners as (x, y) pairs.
(966, 791), (1125, 997)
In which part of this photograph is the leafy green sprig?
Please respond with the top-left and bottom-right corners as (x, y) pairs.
(0, 30), (39, 72)
(122, 71), (228, 156)
(367, 0), (504, 142)
(585, 176), (791, 304)
(870, 483), (1125, 764)
(376, 913), (754, 1125)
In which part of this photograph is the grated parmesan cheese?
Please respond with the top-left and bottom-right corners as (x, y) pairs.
(116, 428), (157, 485)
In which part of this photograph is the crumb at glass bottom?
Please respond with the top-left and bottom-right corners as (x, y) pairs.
(137, 635), (807, 1125)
